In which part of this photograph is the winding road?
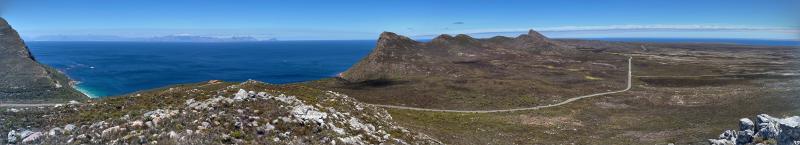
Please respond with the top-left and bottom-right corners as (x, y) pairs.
(368, 56), (634, 113)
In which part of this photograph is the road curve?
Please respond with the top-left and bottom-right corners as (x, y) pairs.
(368, 56), (633, 113)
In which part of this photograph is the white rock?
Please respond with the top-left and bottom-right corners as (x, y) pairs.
(756, 114), (780, 138)
(348, 117), (375, 133)
(708, 138), (734, 145)
(711, 114), (800, 145)
(68, 100), (81, 105)
(234, 89), (248, 100)
(328, 123), (345, 135)
(21, 132), (42, 143)
(265, 124), (275, 131)
(48, 127), (63, 136)
(185, 99), (196, 106)
(64, 124), (77, 132)
(740, 118), (754, 131)
(777, 116), (800, 145)
(291, 105), (328, 125)
(187, 96), (234, 110)
(169, 131), (179, 139)
(7, 130), (18, 143)
(19, 130), (33, 139)
(102, 126), (125, 137)
(143, 109), (178, 127)
(6, 108), (19, 113)
(90, 121), (106, 128)
(131, 120), (144, 128)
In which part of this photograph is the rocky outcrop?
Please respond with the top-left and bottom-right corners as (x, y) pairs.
(2, 80), (441, 144)
(708, 114), (800, 145)
(0, 17), (87, 103)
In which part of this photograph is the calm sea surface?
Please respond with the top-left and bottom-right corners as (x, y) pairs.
(26, 38), (798, 97)
(28, 41), (375, 97)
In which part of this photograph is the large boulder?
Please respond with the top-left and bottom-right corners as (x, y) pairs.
(741, 118), (755, 131)
(757, 114), (781, 138)
(709, 114), (800, 145)
(777, 117), (800, 145)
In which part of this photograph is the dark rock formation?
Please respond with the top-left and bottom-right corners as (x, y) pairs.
(0, 17), (86, 103)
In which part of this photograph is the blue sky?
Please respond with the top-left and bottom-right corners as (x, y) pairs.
(1, 0), (798, 40)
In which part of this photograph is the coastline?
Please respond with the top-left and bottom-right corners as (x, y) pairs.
(70, 81), (99, 98)
(74, 85), (99, 98)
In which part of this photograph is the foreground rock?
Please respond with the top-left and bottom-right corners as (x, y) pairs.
(708, 114), (800, 145)
(1, 80), (441, 144)
(0, 17), (87, 103)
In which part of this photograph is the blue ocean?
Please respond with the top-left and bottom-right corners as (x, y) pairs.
(26, 38), (798, 98)
(28, 41), (375, 97)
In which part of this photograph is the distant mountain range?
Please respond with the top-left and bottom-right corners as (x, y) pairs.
(27, 34), (278, 42)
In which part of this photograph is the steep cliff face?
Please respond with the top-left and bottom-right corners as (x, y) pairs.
(0, 17), (86, 103)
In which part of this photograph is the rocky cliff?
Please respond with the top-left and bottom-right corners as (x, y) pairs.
(0, 17), (86, 103)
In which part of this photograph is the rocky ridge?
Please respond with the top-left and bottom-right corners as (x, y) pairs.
(315, 29), (628, 110)
(341, 30), (575, 82)
(3, 80), (440, 144)
(708, 114), (800, 145)
(0, 17), (87, 103)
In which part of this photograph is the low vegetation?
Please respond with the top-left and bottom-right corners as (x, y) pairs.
(2, 80), (440, 144)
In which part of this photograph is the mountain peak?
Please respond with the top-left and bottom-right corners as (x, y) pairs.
(431, 34), (454, 42)
(0, 17), (9, 28)
(514, 29), (551, 44)
(454, 34), (473, 39)
(378, 31), (411, 41)
(527, 29), (547, 39)
(376, 31), (417, 49)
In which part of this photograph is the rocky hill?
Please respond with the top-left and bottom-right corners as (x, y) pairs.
(311, 30), (628, 110)
(340, 30), (574, 82)
(2, 80), (441, 144)
(0, 17), (87, 103)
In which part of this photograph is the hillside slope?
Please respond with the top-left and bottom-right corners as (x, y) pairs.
(0, 17), (87, 103)
(311, 30), (628, 110)
(2, 80), (441, 144)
